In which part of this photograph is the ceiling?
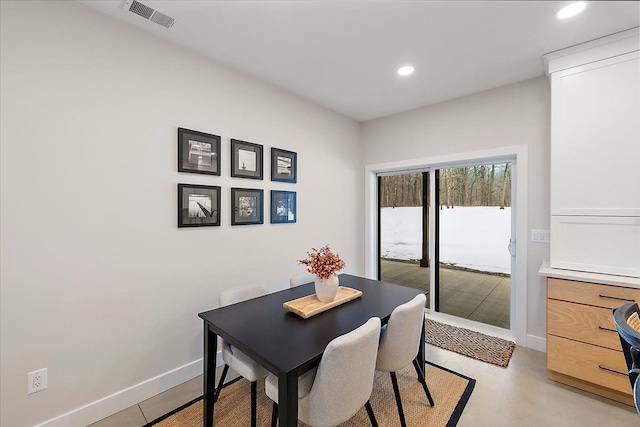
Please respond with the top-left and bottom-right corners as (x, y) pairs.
(78, 1), (639, 122)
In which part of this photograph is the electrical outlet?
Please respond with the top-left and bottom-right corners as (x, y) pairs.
(27, 368), (47, 394)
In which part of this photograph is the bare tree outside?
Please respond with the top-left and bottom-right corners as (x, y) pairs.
(438, 164), (511, 209)
(380, 173), (423, 207)
(379, 165), (511, 209)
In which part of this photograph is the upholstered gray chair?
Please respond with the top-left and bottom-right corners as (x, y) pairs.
(216, 285), (270, 427)
(376, 293), (433, 427)
(290, 271), (315, 288)
(266, 317), (382, 427)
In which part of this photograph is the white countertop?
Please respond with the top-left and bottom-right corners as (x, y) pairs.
(539, 262), (640, 289)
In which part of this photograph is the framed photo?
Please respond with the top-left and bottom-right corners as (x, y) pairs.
(231, 139), (263, 180)
(178, 184), (221, 228)
(178, 128), (221, 175)
(231, 188), (263, 225)
(271, 190), (296, 224)
(271, 148), (297, 183)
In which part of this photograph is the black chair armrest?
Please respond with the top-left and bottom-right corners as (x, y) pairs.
(635, 375), (640, 416)
(631, 345), (640, 370)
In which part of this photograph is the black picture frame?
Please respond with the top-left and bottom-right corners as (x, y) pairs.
(271, 148), (297, 183)
(271, 190), (297, 224)
(178, 184), (221, 228)
(178, 128), (221, 175)
(231, 139), (263, 180)
(231, 188), (264, 225)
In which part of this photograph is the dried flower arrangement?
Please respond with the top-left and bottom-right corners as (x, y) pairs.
(298, 245), (346, 280)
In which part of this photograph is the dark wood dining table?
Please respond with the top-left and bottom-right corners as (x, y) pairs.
(198, 273), (425, 427)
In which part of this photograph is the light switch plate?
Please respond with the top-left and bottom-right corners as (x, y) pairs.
(531, 229), (550, 243)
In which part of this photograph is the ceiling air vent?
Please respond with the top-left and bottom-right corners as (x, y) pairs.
(129, 0), (153, 19)
(150, 10), (175, 29)
(127, 0), (175, 29)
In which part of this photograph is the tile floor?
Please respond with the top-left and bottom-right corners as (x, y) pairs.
(90, 342), (638, 427)
(381, 259), (510, 329)
(88, 368), (208, 427)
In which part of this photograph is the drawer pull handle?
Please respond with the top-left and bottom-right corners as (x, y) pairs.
(598, 326), (617, 333)
(598, 294), (635, 302)
(598, 365), (627, 376)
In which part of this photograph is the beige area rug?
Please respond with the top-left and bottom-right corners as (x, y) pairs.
(425, 318), (516, 368)
(146, 362), (475, 427)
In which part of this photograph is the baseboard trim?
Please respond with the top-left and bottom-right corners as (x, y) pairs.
(34, 352), (222, 427)
(526, 334), (546, 352)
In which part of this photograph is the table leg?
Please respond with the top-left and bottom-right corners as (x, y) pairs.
(418, 321), (426, 375)
(204, 322), (217, 427)
(278, 371), (298, 427)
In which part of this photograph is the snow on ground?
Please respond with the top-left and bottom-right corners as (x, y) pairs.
(380, 206), (511, 274)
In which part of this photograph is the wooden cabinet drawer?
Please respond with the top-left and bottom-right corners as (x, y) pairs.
(548, 299), (622, 350)
(547, 335), (631, 395)
(548, 278), (640, 309)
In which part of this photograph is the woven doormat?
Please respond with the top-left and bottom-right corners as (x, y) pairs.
(425, 318), (516, 367)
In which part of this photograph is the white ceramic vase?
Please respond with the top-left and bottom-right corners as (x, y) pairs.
(314, 274), (339, 302)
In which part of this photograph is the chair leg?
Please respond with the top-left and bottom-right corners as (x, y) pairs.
(213, 364), (229, 402)
(251, 381), (257, 427)
(413, 357), (435, 407)
(365, 400), (378, 427)
(390, 372), (407, 427)
(270, 402), (278, 427)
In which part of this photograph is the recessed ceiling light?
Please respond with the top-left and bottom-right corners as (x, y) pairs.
(397, 65), (414, 76)
(555, 2), (586, 20)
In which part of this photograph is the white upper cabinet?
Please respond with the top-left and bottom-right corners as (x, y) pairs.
(550, 52), (640, 216)
(545, 28), (640, 278)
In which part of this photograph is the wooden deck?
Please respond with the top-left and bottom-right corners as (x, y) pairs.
(380, 259), (510, 329)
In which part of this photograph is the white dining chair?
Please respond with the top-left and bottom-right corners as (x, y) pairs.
(265, 317), (382, 427)
(290, 271), (315, 288)
(376, 293), (433, 427)
(216, 285), (270, 427)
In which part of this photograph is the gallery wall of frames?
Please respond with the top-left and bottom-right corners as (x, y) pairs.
(177, 127), (297, 228)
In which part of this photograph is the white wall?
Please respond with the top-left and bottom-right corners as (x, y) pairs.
(0, 2), (362, 426)
(361, 77), (551, 346)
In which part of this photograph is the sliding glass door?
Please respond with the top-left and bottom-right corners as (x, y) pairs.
(435, 163), (512, 329)
(377, 161), (514, 330)
(378, 172), (430, 308)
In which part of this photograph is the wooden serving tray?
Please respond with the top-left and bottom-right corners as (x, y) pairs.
(283, 287), (363, 319)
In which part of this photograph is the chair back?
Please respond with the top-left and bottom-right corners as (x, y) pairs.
(305, 317), (381, 426)
(613, 302), (640, 415)
(290, 272), (315, 288)
(219, 285), (269, 308)
(376, 294), (426, 373)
